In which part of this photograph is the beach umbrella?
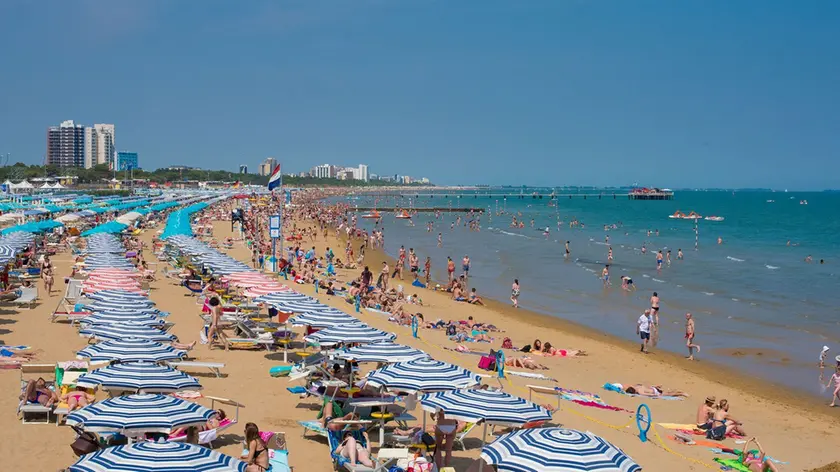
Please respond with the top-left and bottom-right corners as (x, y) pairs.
(304, 323), (396, 346)
(88, 268), (141, 278)
(338, 342), (429, 363)
(68, 441), (246, 472)
(243, 285), (291, 297)
(365, 358), (481, 393)
(80, 312), (164, 327)
(76, 339), (186, 363)
(79, 323), (176, 342)
(480, 428), (641, 472)
(419, 389), (552, 425)
(84, 289), (150, 303)
(66, 394), (214, 435)
(84, 300), (156, 311)
(292, 311), (361, 329)
(254, 291), (313, 305)
(0, 245), (17, 264)
(75, 362), (201, 393)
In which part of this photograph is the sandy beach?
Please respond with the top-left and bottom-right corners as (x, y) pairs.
(2, 206), (838, 471)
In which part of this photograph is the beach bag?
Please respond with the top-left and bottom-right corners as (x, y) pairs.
(70, 426), (99, 457)
(520, 344), (531, 353)
(420, 432), (435, 448)
(446, 325), (457, 336)
(478, 355), (496, 371)
(501, 337), (513, 349)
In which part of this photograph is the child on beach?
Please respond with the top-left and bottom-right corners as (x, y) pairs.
(510, 279), (520, 308)
(826, 365), (840, 407)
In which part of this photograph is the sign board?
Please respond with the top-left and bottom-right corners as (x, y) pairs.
(269, 215), (281, 239)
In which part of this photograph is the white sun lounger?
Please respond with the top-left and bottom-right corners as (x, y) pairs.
(169, 361), (226, 378)
(17, 364), (56, 424)
(13, 286), (39, 309)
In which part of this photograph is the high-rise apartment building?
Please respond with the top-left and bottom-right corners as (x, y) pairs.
(357, 164), (369, 182)
(258, 157), (278, 176)
(239, 165), (248, 174)
(47, 120), (85, 168)
(84, 124), (116, 168)
(311, 164), (334, 179)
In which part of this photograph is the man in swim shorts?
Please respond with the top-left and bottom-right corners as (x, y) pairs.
(637, 310), (652, 354)
(685, 313), (700, 360)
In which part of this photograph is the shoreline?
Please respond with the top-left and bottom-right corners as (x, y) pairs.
(360, 236), (837, 421)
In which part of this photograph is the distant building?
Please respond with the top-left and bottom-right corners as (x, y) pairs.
(419, 177), (430, 184)
(47, 120), (86, 168)
(336, 169), (354, 180)
(116, 151), (138, 171)
(354, 164), (369, 182)
(258, 157), (277, 176)
(312, 164), (334, 179)
(239, 165), (248, 174)
(165, 165), (197, 171)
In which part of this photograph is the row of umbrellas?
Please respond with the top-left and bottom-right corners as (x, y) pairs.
(161, 231), (641, 472)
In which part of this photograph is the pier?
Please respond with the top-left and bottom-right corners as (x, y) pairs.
(353, 191), (674, 201)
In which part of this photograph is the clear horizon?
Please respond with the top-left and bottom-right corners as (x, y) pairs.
(1, 1), (838, 189)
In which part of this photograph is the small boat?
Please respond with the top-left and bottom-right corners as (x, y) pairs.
(800, 200), (808, 205)
(361, 210), (382, 219)
(668, 210), (686, 219)
(766, 200), (775, 203)
(685, 211), (703, 220)
(705, 216), (724, 222)
(395, 210), (412, 219)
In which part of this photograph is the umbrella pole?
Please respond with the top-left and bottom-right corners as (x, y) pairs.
(478, 422), (488, 472)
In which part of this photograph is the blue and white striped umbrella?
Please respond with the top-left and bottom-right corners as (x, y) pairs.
(79, 323), (176, 342)
(481, 428), (640, 472)
(85, 290), (150, 303)
(80, 312), (164, 327)
(77, 339), (186, 363)
(338, 342), (429, 363)
(292, 311), (361, 329)
(304, 323), (396, 346)
(254, 291), (314, 305)
(0, 245), (17, 264)
(68, 441), (247, 472)
(66, 394), (214, 435)
(420, 389), (552, 425)
(365, 358), (481, 393)
(75, 362), (201, 393)
(84, 300), (156, 311)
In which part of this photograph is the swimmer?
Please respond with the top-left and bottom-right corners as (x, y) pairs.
(677, 248), (683, 260)
(656, 250), (663, 270)
(718, 236), (723, 245)
(641, 244), (647, 255)
(438, 233), (443, 248)
(666, 250), (671, 266)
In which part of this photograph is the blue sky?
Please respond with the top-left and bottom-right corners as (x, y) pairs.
(1, 0), (838, 189)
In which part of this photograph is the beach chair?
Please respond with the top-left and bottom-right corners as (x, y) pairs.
(168, 396), (243, 447)
(453, 422), (478, 451)
(168, 361), (226, 378)
(327, 428), (390, 472)
(13, 286), (39, 309)
(17, 364), (56, 424)
(217, 320), (277, 351)
(53, 364), (91, 426)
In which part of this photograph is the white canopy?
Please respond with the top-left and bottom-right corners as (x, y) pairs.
(40, 183), (52, 189)
(52, 182), (65, 189)
(116, 211), (144, 225)
(12, 180), (34, 189)
(56, 213), (81, 223)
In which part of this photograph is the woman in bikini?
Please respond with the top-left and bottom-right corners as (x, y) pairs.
(241, 422), (270, 472)
(334, 430), (374, 468)
(433, 412), (459, 467)
(623, 384), (688, 397)
(60, 386), (95, 411)
(739, 438), (780, 472)
(540, 342), (587, 357)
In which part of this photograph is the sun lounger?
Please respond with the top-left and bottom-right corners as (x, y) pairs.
(168, 396), (242, 447)
(13, 286), (39, 309)
(453, 422), (478, 451)
(327, 428), (389, 472)
(17, 364), (56, 424)
(168, 361), (226, 378)
(299, 419), (329, 438)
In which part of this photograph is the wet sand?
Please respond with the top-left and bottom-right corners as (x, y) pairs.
(1, 215), (838, 471)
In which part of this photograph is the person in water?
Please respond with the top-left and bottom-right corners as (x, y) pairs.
(685, 313), (701, 360)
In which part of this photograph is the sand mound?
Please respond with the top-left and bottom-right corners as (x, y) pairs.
(810, 462), (840, 472)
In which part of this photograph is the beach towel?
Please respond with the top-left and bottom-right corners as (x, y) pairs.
(602, 382), (684, 400)
(658, 423), (701, 430)
(713, 458), (751, 472)
(506, 370), (557, 381)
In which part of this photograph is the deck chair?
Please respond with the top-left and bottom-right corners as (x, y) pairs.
(13, 286), (39, 309)
(453, 422), (478, 450)
(168, 396), (242, 447)
(328, 428), (386, 472)
(17, 364), (57, 424)
(53, 364), (91, 426)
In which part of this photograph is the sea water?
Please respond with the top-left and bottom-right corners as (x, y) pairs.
(332, 190), (840, 394)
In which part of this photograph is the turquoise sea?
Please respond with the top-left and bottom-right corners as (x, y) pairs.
(332, 189), (840, 395)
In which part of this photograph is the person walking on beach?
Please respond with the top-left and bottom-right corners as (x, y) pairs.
(685, 313), (701, 360)
(447, 257), (455, 283)
(637, 309), (652, 354)
(510, 279), (520, 308)
(650, 292), (660, 346)
(380, 262), (389, 290)
(601, 265), (610, 288)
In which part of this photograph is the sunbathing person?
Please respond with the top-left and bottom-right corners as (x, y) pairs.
(505, 357), (548, 370)
(334, 430), (374, 468)
(60, 386), (96, 411)
(324, 412), (364, 431)
(467, 288), (484, 305)
(1, 347), (38, 361)
(539, 342), (587, 357)
(696, 396), (716, 429)
(623, 384), (688, 397)
(739, 438), (779, 472)
(20, 378), (58, 407)
(171, 409), (226, 436)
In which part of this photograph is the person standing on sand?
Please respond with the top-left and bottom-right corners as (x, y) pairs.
(380, 262), (389, 290)
(650, 292), (660, 346)
(685, 313), (701, 360)
(510, 279), (520, 308)
(637, 309), (652, 354)
(447, 257), (455, 283)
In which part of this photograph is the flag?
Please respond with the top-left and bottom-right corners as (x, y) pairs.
(267, 164), (282, 191)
